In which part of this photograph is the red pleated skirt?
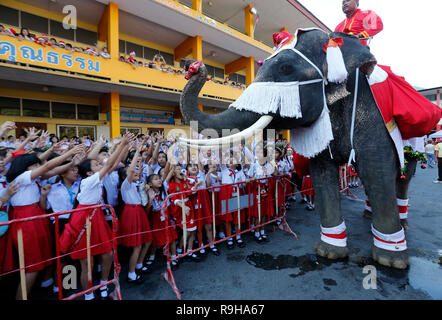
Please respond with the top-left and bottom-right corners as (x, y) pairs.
(301, 176), (315, 196)
(191, 189), (213, 226)
(250, 182), (274, 219)
(170, 200), (197, 231)
(8, 203), (53, 273)
(118, 204), (153, 247)
(62, 204), (113, 260)
(150, 208), (178, 247)
(0, 208), (17, 273)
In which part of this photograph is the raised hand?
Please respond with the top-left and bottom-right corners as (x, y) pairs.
(25, 127), (41, 141)
(51, 141), (63, 153)
(72, 149), (86, 166)
(40, 184), (52, 197)
(0, 121), (16, 138)
(5, 180), (20, 198)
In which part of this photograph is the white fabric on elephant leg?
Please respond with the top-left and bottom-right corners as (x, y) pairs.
(320, 220), (347, 247)
(372, 224), (407, 252)
(397, 198), (409, 220)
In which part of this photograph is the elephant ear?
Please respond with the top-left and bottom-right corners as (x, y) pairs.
(329, 32), (377, 76)
(325, 32), (377, 105)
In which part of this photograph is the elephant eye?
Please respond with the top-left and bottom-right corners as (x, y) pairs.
(280, 63), (293, 75)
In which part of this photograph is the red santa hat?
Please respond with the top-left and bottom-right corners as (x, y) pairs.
(272, 31), (294, 51)
(323, 37), (348, 84)
(8, 28), (17, 36)
(41, 34), (49, 39)
(129, 51), (136, 56)
(58, 40), (66, 47)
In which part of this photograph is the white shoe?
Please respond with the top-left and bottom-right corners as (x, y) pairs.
(433, 180), (442, 184)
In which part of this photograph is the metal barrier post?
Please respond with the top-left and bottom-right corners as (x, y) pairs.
(54, 216), (63, 300)
(17, 227), (27, 300)
(86, 213), (92, 290)
(258, 184), (261, 224)
(236, 186), (241, 231)
(275, 179), (279, 217)
(211, 191), (216, 241)
(181, 195), (187, 253)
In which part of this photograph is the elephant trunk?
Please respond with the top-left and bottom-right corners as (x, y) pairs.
(179, 60), (271, 143)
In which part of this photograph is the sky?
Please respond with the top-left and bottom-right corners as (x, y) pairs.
(297, 0), (442, 89)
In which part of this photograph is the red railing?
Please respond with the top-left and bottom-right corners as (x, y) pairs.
(0, 204), (122, 300)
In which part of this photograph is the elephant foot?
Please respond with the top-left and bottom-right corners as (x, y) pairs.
(372, 246), (410, 270)
(400, 219), (409, 230)
(314, 240), (349, 260)
(362, 209), (372, 219)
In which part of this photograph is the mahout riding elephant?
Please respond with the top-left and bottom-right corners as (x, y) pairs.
(178, 29), (441, 269)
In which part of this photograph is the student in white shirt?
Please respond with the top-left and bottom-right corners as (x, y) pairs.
(60, 134), (132, 300)
(41, 162), (81, 294)
(204, 160), (223, 239)
(220, 157), (248, 249)
(247, 145), (275, 243)
(6, 144), (84, 300)
(118, 144), (153, 284)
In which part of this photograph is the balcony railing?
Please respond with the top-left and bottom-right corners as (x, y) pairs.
(0, 35), (243, 103)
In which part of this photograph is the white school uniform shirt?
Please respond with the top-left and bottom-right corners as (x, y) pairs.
(10, 171), (41, 207)
(247, 161), (275, 179)
(102, 171), (119, 207)
(275, 159), (290, 175)
(221, 168), (246, 185)
(149, 162), (162, 175)
(120, 178), (142, 205)
(76, 172), (103, 205)
(46, 179), (80, 219)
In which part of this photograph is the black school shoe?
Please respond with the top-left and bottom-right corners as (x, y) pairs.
(209, 246), (220, 256)
(185, 252), (201, 262)
(226, 239), (235, 249)
(261, 233), (270, 242)
(254, 233), (263, 243)
(171, 259), (179, 271)
(235, 237), (246, 248)
(127, 273), (144, 284)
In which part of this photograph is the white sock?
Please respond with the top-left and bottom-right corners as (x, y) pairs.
(236, 235), (241, 240)
(177, 248), (183, 254)
(41, 278), (54, 288)
(128, 272), (137, 280)
(85, 292), (95, 300)
(209, 245), (215, 249)
(260, 230), (265, 235)
(148, 255), (155, 261)
(219, 232), (226, 238)
(135, 263), (143, 270)
(255, 231), (260, 237)
(171, 255), (177, 259)
(97, 264), (101, 272)
(53, 285), (59, 293)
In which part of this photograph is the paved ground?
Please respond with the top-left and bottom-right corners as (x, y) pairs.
(2, 165), (440, 301)
(118, 165), (442, 300)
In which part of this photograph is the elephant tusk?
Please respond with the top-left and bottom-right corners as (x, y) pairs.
(179, 115), (273, 147)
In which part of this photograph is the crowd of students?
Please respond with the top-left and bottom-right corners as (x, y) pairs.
(0, 25), (246, 90)
(0, 120), (316, 300)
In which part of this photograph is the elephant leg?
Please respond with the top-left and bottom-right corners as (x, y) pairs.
(356, 150), (410, 270)
(310, 157), (349, 259)
(396, 159), (417, 230)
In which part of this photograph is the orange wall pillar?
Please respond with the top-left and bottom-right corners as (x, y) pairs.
(98, 2), (119, 60)
(245, 4), (254, 38)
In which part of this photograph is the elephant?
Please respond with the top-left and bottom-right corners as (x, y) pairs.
(178, 29), (424, 269)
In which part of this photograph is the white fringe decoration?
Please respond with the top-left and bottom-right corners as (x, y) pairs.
(290, 104), (334, 158)
(229, 81), (304, 118)
(326, 46), (348, 84)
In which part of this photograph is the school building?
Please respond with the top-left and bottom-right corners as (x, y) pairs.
(419, 87), (442, 134)
(0, 0), (328, 140)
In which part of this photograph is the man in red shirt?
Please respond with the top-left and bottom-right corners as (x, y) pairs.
(335, 0), (383, 46)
